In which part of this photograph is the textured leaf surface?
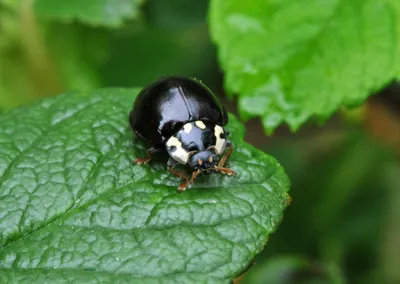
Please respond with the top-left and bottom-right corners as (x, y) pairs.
(209, 0), (400, 133)
(34, 0), (145, 27)
(0, 89), (290, 283)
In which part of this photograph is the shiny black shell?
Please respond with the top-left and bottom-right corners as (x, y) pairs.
(130, 77), (228, 146)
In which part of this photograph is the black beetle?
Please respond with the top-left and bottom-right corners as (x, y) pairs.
(129, 76), (236, 191)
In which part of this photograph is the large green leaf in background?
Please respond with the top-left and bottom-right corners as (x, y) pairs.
(209, 0), (400, 133)
(0, 89), (290, 283)
(34, 0), (145, 27)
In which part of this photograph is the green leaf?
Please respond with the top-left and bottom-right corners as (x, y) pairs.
(209, 0), (400, 133)
(0, 88), (290, 283)
(34, 0), (145, 27)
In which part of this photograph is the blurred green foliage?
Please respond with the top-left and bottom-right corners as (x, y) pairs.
(243, 255), (344, 284)
(0, 0), (219, 111)
(0, 0), (399, 283)
(210, 0), (400, 133)
(242, 127), (399, 284)
(34, 0), (145, 27)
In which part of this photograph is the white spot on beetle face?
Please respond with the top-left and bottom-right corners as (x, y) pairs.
(166, 136), (189, 164)
(183, 123), (193, 133)
(195, 120), (206, 129)
(214, 125), (226, 155)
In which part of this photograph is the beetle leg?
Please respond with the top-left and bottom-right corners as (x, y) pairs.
(189, 169), (201, 184)
(167, 159), (190, 191)
(218, 143), (233, 168)
(214, 143), (236, 176)
(132, 147), (162, 165)
(214, 167), (237, 176)
(167, 165), (190, 191)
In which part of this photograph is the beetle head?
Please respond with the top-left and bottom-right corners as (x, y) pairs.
(188, 150), (219, 172)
